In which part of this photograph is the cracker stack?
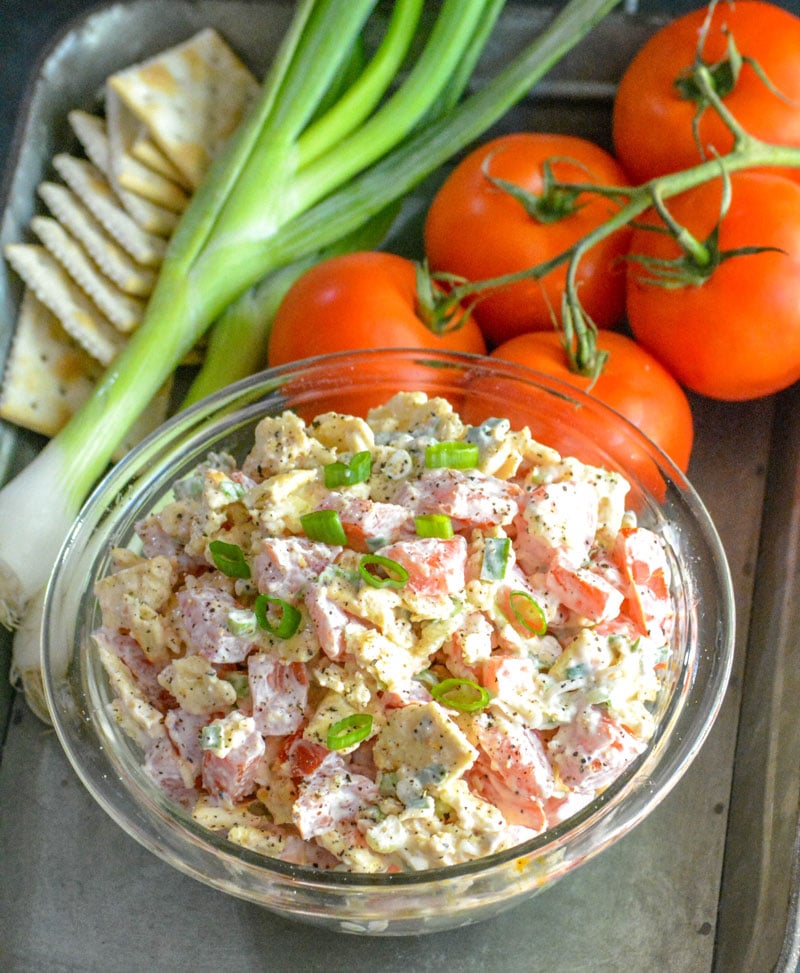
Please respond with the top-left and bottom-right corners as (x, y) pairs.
(1, 28), (259, 451)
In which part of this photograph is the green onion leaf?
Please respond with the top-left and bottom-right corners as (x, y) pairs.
(425, 441), (480, 469)
(255, 594), (302, 639)
(219, 478), (245, 500)
(509, 589), (547, 636)
(324, 450), (373, 488)
(430, 677), (490, 712)
(300, 509), (348, 545)
(414, 514), (454, 539)
(413, 668), (439, 688)
(566, 662), (590, 680)
(480, 536), (510, 581)
(200, 724), (223, 751)
(358, 554), (409, 589)
(209, 540), (251, 579)
(226, 608), (257, 637)
(222, 672), (251, 698)
(327, 712), (373, 750)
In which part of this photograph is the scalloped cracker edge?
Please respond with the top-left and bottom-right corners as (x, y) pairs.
(69, 109), (188, 217)
(52, 154), (167, 267)
(37, 181), (156, 297)
(0, 289), (101, 437)
(106, 27), (259, 190)
(31, 215), (145, 334)
(4, 244), (125, 366)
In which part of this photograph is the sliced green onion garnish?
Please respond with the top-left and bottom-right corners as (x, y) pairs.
(254, 594), (302, 639)
(300, 509), (348, 545)
(358, 554), (409, 589)
(509, 589), (547, 635)
(327, 712), (373, 750)
(413, 668), (440, 688)
(430, 677), (490, 712)
(222, 672), (251, 698)
(425, 441), (480, 469)
(566, 662), (590, 680)
(219, 478), (245, 500)
(200, 724), (223, 750)
(226, 608), (257, 637)
(324, 450), (373, 488)
(415, 513), (454, 539)
(480, 536), (510, 581)
(209, 540), (251, 579)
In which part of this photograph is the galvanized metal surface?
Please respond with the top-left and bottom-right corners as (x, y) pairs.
(0, 3), (798, 971)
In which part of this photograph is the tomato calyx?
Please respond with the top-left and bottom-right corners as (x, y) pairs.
(674, 26), (742, 107)
(414, 259), (476, 336)
(673, 2), (795, 161)
(627, 168), (784, 290)
(481, 152), (590, 224)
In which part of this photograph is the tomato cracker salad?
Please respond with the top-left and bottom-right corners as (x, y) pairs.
(93, 392), (674, 873)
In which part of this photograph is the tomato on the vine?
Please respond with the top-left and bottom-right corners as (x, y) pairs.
(612, 1), (800, 183)
(269, 251), (485, 364)
(423, 133), (632, 347)
(626, 170), (800, 402)
(489, 330), (694, 472)
(268, 251), (485, 415)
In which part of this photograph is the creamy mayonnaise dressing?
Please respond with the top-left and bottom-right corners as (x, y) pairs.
(94, 392), (674, 873)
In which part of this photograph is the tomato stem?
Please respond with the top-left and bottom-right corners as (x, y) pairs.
(435, 41), (800, 375)
(675, 0), (797, 164)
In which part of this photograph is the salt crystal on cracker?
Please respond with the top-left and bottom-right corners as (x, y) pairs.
(106, 27), (259, 190)
(4, 243), (125, 366)
(52, 154), (168, 267)
(31, 215), (145, 334)
(0, 289), (101, 437)
(37, 181), (156, 297)
(69, 109), (188, 216)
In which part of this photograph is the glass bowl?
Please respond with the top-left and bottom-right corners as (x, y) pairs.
(42, 348), (734, 936)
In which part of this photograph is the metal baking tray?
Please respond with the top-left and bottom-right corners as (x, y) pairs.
(1, 3), (799, 970)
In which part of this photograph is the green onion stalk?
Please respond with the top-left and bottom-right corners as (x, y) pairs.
(0, 0), (622, 719)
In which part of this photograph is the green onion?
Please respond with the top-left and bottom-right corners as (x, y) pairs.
(324, 450), (373, 488)
(222, 672), (251, 698)
(508, 589), (547, 636)
(425, 441), (480, 469)
(414, 514), (454, 539)
(327, 712), (373, 749)
(566, 662), (590, 679)
(358, 554), (409, 589)
(209, 540), (252, 579)
(200, 724), (223, 750)
(300, 509), (348, 545)
(254, 594), (302, 639)
(480, 536), (510, 581)
(1, 0), (622, 718)
(226, 608), (257, 637)
(430, 677), (490, 712)
(413, 668), (439, 688)
(219, 478), (245, 501)
(181, 205), (399, 407)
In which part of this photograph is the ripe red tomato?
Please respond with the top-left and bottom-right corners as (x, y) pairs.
(423, 133), (632, 347)
(489, 330), (694, 472)
(268, 251), (485, 415)
(269, 251), (485, 365)
(612, 1), (800, 183)
(626, 170), (800, 401)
